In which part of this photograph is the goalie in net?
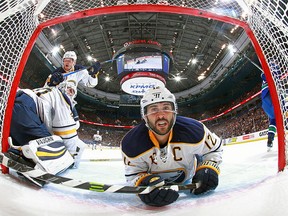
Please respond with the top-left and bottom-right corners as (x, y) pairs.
(8, 80), (86, 176)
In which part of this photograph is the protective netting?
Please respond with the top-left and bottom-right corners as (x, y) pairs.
(37, 0), (245, 23)
(247, 0), (288, 167)
(0, 0), (287, 169)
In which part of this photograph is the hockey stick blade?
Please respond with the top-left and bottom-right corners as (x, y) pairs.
(0, 153), (197, 194)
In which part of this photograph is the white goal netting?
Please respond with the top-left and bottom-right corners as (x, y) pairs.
(0, 0), (288, 170)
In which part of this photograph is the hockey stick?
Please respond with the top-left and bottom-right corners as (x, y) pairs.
(63, 59), (114, 78)
(80, 158), (122, 162)
(63, 66), (93, 78)
(0, 153), (198, 194)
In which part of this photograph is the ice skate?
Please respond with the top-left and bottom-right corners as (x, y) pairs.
(267, 139), (273, 152)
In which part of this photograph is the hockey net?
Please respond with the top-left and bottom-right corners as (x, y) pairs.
(0, 0), (287, 171)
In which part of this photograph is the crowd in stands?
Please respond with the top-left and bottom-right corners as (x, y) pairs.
(207, 104), (268, 139)
(201, 83), (270, 139)
(78, 122), (129, 147)
(77, 85), (270, 145)
(184, 83), (262, 121)
(77, 100), (269, 146)
(78, 108), (142, 127)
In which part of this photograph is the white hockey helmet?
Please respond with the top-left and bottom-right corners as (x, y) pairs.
(140, 86), (177, 118)
(63, 51), (77, 62)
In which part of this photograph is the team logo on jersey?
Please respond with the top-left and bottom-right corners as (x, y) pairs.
(160, 146), (168, 163)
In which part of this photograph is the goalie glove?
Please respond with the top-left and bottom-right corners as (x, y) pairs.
(88, 61), (101, 77)
(192, 161), (220, 195)
(136, 174), (179, 207)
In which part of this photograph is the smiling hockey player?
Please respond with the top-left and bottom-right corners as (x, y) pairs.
(121, 86), (223, 207)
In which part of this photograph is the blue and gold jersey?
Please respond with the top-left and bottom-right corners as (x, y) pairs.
(121, 116), (223, 185)
(45, 64), (98, 88)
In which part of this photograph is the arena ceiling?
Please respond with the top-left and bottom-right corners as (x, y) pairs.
(32, 11), (262, 110)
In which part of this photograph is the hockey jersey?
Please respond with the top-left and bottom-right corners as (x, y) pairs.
(261, 61), (282, 99)
(93, 134), (102, 142)
(121, 116), (223, 185)
(21, 87), (86, 163)
(46, 64), (98, 88)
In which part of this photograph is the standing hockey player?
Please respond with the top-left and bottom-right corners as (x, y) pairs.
(45, 51), (101, 88)
(44, 51), (102, 129)
(9, 80), (86, 176)
(261, 60), (280, 151)
(92, 131), (102, 150)
(121, 86), (223, 207)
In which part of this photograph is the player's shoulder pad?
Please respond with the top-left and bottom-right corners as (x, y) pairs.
(121, 121), (154, 158)
(171, 116), (205, 144)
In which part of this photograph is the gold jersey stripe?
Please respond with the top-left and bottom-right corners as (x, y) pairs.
(53, 128), (77, 136)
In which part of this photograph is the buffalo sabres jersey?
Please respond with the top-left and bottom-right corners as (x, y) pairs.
(21, 87), (78, 142)
(121, 116), (223, 185)
(45, 64), (98, 88)
(93, 134), (102, 142)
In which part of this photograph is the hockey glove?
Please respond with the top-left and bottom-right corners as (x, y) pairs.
(192, 161), (220, 195)
(88, 61), (101, 77)
(48, 71), (64, 86)
(136, 174), (179, 207)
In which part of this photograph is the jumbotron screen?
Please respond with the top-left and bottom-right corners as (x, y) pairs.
(116, 51), (170, 75)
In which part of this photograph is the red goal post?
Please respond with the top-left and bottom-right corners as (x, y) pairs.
(0, 0), (287, 171)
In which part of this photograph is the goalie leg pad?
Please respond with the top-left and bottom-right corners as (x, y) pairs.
(22, 135), (74, 174)
(21, 135), (62, 160)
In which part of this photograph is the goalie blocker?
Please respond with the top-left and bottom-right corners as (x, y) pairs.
(19, 135), (74, 175)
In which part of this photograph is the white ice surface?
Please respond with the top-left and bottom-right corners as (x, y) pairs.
(1, 140), (288, 216)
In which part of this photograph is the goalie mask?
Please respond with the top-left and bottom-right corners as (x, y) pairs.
(58, 80), (77, 106)
(140, 86), (177, 135)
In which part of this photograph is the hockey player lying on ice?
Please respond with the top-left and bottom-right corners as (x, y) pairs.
(8, 80), (86, 180)
(121, 86), (223, 207)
